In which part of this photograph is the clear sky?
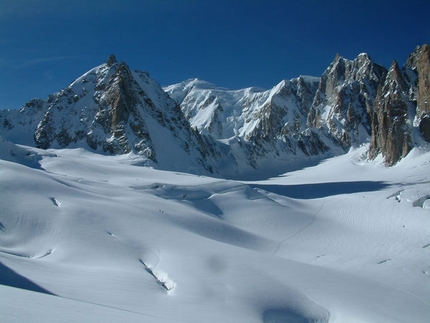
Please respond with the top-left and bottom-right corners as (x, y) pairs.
(1, 0), (429, 109)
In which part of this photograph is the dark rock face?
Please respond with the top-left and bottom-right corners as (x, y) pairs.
(34, 109), (56, 149)
(86, 61), (149, 156)
(368, 44), (430, 163)
(369, 61), (412, 165)
(411, 44), (430, 143)
(32, 58), (155, 157)
(309, 53), (387, 149)
(415, 44), (430, 115)
(419, 115), (430, 142)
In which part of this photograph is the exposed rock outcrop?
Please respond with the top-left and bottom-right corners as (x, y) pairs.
(32, 57), (156, 157)
(368, 44), (430, 164)
(369, 61), (412, 165)
(408, 44), (430, 142)
(309, 53), (387, 149)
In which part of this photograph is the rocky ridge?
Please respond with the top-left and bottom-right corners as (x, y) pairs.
(369, 44), (430, 165)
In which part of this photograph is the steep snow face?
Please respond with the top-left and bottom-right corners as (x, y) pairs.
(165, 77), (320, 141)
(1, 139), (430, 322)
(165, 78), (268, 139)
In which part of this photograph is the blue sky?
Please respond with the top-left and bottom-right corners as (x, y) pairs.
(1, 0), (429, 109)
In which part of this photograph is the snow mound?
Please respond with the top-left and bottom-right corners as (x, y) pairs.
(0, 136), (45, 169)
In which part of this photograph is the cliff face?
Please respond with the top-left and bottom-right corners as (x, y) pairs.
(369, 61), (412, 165)
(33, 58), (154, 157)
(368, 44), (430, 164)
(412, 44), (430, 115)
(412, 44), (430, 142)
(308, 53), (387, 149)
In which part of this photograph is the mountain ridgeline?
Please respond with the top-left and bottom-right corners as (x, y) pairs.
(1, 45), (429, 178)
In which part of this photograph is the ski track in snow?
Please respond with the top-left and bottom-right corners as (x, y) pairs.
(49, 293), (169, 322)
(272, 201), (325, 256)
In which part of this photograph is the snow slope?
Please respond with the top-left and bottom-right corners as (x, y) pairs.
(1, 137), (430, 322)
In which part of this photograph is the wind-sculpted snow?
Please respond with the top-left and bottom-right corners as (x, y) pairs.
(0, 136), (45, 169)
(1, 141), (430, 322)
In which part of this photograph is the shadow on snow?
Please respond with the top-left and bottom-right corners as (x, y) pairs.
(251, 181), (390, 199)
(0, 261), (55, 295)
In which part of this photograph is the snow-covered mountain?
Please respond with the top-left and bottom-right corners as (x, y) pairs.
(165, 76), (332, 173)
(1, 46), (429, 177)
(0, 55), (218, 175)
(166, 45), (430, 173)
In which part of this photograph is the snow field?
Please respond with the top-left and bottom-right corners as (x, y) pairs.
(1, 141), (430, 322)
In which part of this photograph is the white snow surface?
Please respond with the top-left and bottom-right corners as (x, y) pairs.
(1, 137), (430, 322)
(164, 77), (320, 141)
(164, 78), (271, 139)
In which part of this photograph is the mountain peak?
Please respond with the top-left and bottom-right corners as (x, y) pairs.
(357, 52), (371, 59)
(106, 54), (118, 67)
(334, 53), (342, 62)
(389, 59), (400, 71)
(386, 60), (408, 91)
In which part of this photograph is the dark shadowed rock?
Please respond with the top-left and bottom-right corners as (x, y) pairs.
(309, 53), (386, 150)
(369, 60), (412, 165)
(413, 45), (430, 143)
